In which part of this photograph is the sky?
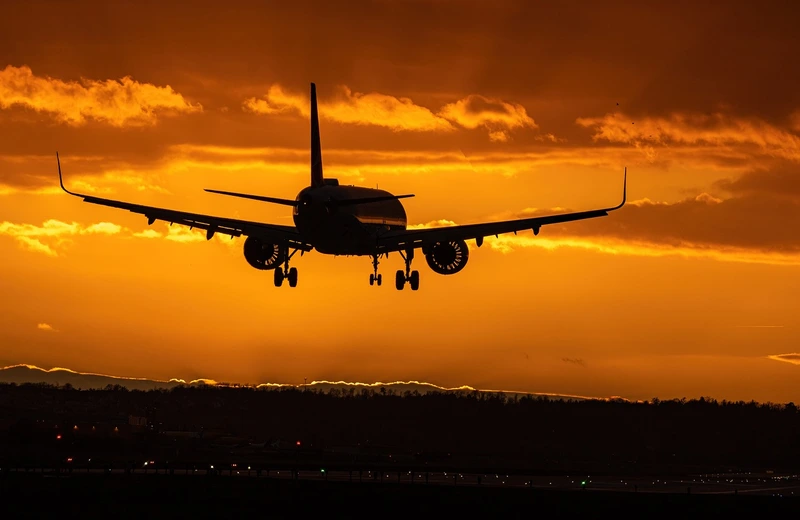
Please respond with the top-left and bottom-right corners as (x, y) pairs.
(1, 0), (799, 402)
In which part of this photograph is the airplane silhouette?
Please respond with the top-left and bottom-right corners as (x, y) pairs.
(57, 83), (626, 290)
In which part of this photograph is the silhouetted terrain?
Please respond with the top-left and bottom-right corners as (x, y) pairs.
(1, 383), (798, 475)
(0, 364), (588, 399)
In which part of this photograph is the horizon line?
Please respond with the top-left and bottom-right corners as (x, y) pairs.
(0, 362), (619, 402)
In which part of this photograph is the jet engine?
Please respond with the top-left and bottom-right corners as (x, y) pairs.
(243, 237), (285, 270)
(424, 239), (469, 275)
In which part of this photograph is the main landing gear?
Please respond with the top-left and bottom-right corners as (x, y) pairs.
(396, 249), (419, 291)
(273, 249), (299, 288)
(369, 254), (383, 286)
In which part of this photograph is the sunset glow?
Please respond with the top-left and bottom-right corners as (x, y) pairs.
(1, 1), (798, 403)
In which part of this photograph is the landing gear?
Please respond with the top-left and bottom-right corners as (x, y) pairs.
(409, 270), (419, 291)
(396, 249), (420, 291)
(274, 248), (299, 288)
(369, 255), (383, 286)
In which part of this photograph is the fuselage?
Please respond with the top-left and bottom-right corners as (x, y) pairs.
(292, 181), (407, 255)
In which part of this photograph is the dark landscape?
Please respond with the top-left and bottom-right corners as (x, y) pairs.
(2, 381), (799, 515)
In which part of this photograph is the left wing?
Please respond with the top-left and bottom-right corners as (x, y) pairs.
(377, 169), (626, 252)
(57, 154), (312, 250)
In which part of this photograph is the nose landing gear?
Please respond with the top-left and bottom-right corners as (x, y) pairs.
(395, 249), (419, 291)
(369, 254), (383, 286)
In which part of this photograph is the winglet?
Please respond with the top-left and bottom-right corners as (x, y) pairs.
(57, 152), (79, 196)
(607, 167), (627, 211)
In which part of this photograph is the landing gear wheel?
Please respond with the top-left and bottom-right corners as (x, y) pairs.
(409, 270), (420, 291)
(370, 274), (375, 286)
(274, 267), (284, 287)
(376, 274), (382, 286)
(395, 270), (405, 290)
(287, 267), (298, 287)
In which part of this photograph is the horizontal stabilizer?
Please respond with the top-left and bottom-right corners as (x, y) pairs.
(205, 189), (413, 208)
(204, 189), (299, 207)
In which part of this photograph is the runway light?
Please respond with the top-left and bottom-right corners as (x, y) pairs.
(56, 434), (61, 440)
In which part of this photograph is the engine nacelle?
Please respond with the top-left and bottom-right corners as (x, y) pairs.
(243, 237), (285, 270)
(424, 239), (469, 275)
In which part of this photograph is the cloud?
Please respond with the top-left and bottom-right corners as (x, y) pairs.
(163, 226), (208, 243)
(82, 222), (123, 235)
(244, 84), (543, 141)
(244, 84), (454, 132)
(407, 219), (458, 230)
(0, 65), (202, 126)
(37, 323), (56, 332)
(576, 112), (800, 162)
(0, 217), (242, 256)
(15, 236), (57, 256)
(439, 94), (538, 141)
(716, 163), (800, 199)
(0, 219), (123, 256)
(133, 229), (163, 239)
(495, 192), (800, 258)
(767, 353), (800, 366)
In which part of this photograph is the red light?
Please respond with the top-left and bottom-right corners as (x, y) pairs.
(56, 434), (62, 440)
(296, 441), (301, 446)
(66, 458), (73, 463)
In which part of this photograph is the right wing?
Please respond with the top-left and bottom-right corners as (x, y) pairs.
(377, 169), (626, 253)
(57, 154), (312, 251)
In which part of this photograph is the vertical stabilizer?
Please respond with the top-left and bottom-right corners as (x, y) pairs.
(310, 83), (324, 187)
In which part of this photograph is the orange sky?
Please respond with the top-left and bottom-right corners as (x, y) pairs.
(1, 0), (799, 402)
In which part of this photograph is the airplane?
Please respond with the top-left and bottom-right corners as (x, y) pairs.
(57, 83), (627, 291)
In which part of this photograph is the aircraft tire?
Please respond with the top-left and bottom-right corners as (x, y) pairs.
(395, 270), (405, 290)
(409, 270), (420, 291)
(377, 274), (382, 286)
(274, 267), (284, 287)
(370, 274), (375, 286)
(288, 267), (298, 287)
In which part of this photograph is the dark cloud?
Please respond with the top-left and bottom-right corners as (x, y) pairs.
(1, 0), (799, 123)
(526, 183), (800, 254)
(716, 164), (800, 199)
